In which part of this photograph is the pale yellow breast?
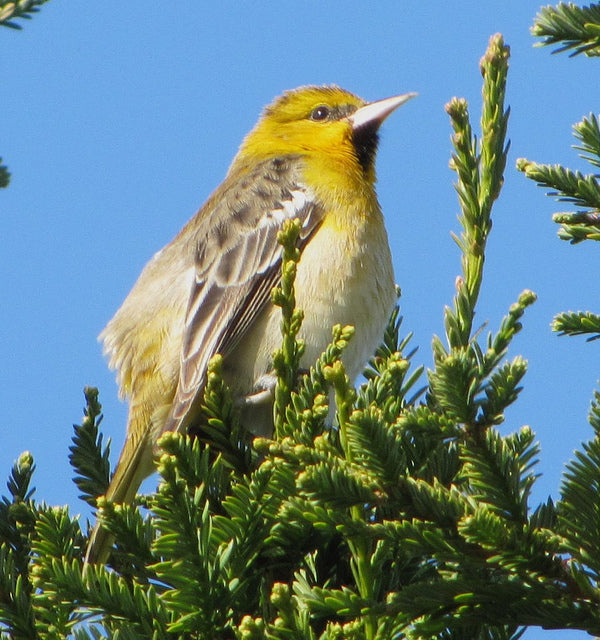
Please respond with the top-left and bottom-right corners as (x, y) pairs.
(296, 209), (396, 379)
(230, 203), (396, 396)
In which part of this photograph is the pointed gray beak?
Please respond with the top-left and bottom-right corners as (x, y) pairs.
(349, 92), (417, 130)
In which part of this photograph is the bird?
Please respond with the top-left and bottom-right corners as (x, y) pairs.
(86, 84), (416, 564)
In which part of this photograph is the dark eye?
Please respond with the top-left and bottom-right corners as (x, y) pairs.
(310, 105), (330, 121)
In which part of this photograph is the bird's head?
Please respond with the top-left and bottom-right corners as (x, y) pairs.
(237, 85), (416, 181)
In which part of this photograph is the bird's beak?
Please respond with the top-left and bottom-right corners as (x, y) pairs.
(349, 92), (417, 130)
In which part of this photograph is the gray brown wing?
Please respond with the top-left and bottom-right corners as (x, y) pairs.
(163, 156), (323, 435)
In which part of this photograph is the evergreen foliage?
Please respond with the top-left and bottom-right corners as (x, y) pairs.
(3, 17), (600, 640)
(0, 0), (51, 30)
(532, 1), (600, 56)
(519, 9), (600, 345)
(0, 160), (9, 189)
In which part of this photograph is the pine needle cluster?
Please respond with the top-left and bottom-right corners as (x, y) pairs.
(0, 159), (9, 189)
(531, 2), (600, 56)
(519, 4), (600, 342)
(0, 0), (51, 30)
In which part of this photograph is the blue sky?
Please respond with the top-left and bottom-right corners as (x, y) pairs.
(1, 3), (599, 637)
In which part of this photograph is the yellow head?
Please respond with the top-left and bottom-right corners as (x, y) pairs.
(236, 85), (416, 184)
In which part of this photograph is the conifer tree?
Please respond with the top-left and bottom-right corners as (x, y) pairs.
(3, 6), (600, 639)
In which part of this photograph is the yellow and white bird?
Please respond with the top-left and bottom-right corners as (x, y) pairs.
(87, 85), (415, 563)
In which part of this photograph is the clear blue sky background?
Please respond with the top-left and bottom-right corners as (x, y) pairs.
(2, 3), (599, 637)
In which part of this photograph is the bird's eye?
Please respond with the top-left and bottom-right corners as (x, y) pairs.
(310, 105), (331, 121)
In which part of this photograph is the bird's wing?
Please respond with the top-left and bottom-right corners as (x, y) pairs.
(163, 156), (323, 435)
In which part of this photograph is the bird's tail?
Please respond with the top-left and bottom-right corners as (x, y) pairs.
(84, 428), (154, 566)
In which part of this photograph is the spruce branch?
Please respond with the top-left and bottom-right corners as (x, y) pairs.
(552, 211), (600, 242)
(589, 389), (600, 434)
(518, 114), (600, 244)
(517, 158), (600, 243)
(69, 387), (111, 507)
(559, 435), (600, 591)
(532, 2), (600, 56)
(0, 453), (37, 639)
(93, 500), (154, 578)
(197, 354), (253, 473)
(460, 426), (539, 523)
(269, 323), (353, 447)
(519, 115), (600, 340)
(430, 37), (534, 445)
(323, 359), (355, 462)
(574, 112), (600, 168)
(0, 0), (52, 29)
(0, 159), (9, 189)
(272, 218), (306, 439)
(521, 161), (600, 209)
(52, 558), (169, 638)
(30, 506), (87, 637)
(360, 303), (426, 420)
(442, 34), (510, 352)
(552, 309), (600, 339)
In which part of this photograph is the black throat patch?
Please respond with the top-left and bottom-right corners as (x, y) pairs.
(351, 123), (380, 173)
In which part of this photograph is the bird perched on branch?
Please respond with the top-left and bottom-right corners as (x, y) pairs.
(86, 84), (416, 564)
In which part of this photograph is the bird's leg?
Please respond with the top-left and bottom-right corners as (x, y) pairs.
(237, 373), (277, 406)
(238, 367), (311, 407)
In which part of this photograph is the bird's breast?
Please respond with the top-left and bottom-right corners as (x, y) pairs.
(231, 202), (395, 389)
(294, 209), (396, 379)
